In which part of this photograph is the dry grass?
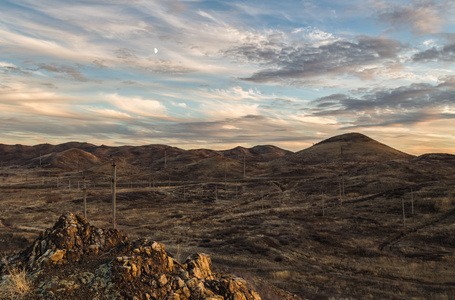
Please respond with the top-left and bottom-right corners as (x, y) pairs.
(0, 266), (31, 300)
(1, 157), (455, 299)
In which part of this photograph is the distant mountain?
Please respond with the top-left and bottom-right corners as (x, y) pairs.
(0, 142), (97, 166)
(291, 132), (413, 164)
(222, 145), (292, 162)
(0, 133), (424, 178)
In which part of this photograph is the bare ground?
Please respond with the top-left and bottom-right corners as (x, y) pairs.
(1, 165), (455, 299)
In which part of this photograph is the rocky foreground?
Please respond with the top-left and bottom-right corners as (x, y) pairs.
(0, 213), (261, 300)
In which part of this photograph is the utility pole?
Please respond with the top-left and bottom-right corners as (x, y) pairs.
(243, 155), (246, 178)
(39, 153), (42, 168)
(224, 154), (227, 188)
(83, 174), (87, 219)
(411, 188), (414, 215)
(262, 190), (264, 210)
(402, 197), (406, 227)
(339, 182), (342, 202)
(112, 160), (117, 229)
(340, 145), (345, 203)
(322, 193), (325, 217)
(164, 150), (167, 169)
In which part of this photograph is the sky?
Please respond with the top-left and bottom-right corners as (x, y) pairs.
(0, 0), (454, 154)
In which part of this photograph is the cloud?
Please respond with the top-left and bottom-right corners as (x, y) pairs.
(86, 108), (133, 120)
(225, 35), (404, 84)
(37, 63), (93, 82)
(204, 86), (272, 102)
(412, 43), (455, 63)
(114, 48), (138, 61)
(375, 0), (455, 34)
(104, 93), (168, 119)
(312, 77), (455, 128)
(0, 61), (31, 75)
(200, 102), (260, 120)
(146, 114), (296, 146)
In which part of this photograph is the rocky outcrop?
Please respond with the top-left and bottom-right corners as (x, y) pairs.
(0, 213), (261, 300)
(1, 212), (128, 272)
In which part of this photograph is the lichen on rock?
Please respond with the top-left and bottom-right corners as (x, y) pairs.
(0, 212), (261, 300)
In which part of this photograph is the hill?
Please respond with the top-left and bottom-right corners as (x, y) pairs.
(222, 145), (292, 162)
(24, 148), (101, 171)
(292, 132), (413, 164)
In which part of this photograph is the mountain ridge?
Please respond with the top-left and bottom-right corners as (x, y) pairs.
(1, 133), (443, 177)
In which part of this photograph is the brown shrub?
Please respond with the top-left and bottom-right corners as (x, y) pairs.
(434, 197), (452, 212)
(0, 267), (31, 299)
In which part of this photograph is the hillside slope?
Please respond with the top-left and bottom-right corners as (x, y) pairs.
(294, 132), (413, 163)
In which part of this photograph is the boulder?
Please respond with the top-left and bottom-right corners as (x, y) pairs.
(0, 212), (262, 300)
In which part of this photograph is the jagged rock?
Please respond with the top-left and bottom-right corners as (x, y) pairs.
(1, 212), (128, 272)
(185, 253), (213, 280)
(0, 212), (261, 300)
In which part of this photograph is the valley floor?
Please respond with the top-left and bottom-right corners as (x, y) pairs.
(1, 168), (455, 299)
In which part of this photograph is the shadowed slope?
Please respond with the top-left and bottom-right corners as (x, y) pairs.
(292, 132), (413, 164)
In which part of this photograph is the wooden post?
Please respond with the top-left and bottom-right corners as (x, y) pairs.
(243, 156), (246, 178)
(340, 146), (345, 199)
(83, 175), (87, 219)
(339, 181), (342, 204)
(224, 154), (227, 189)
(112, 160), (117, 229)
(322, 193), (325, 217)
(402, 197), (406, 227)
(261, 190), (264, 210)
(411, 188), (414, 215)
(164, 150), (167, 169)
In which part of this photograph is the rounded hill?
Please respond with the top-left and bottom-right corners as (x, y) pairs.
(287, 132), (414, 165)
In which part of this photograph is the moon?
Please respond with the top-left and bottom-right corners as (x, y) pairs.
(154, 48), (158, 54)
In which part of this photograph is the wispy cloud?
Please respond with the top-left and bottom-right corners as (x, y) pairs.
(225, 35), (405, 85)
(36, 63), (93, 82)
(312, 77), (455, 128)
(374, 0), (455, 34)
(413, 43), (455, 63)
(103, 94), (169, 119)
